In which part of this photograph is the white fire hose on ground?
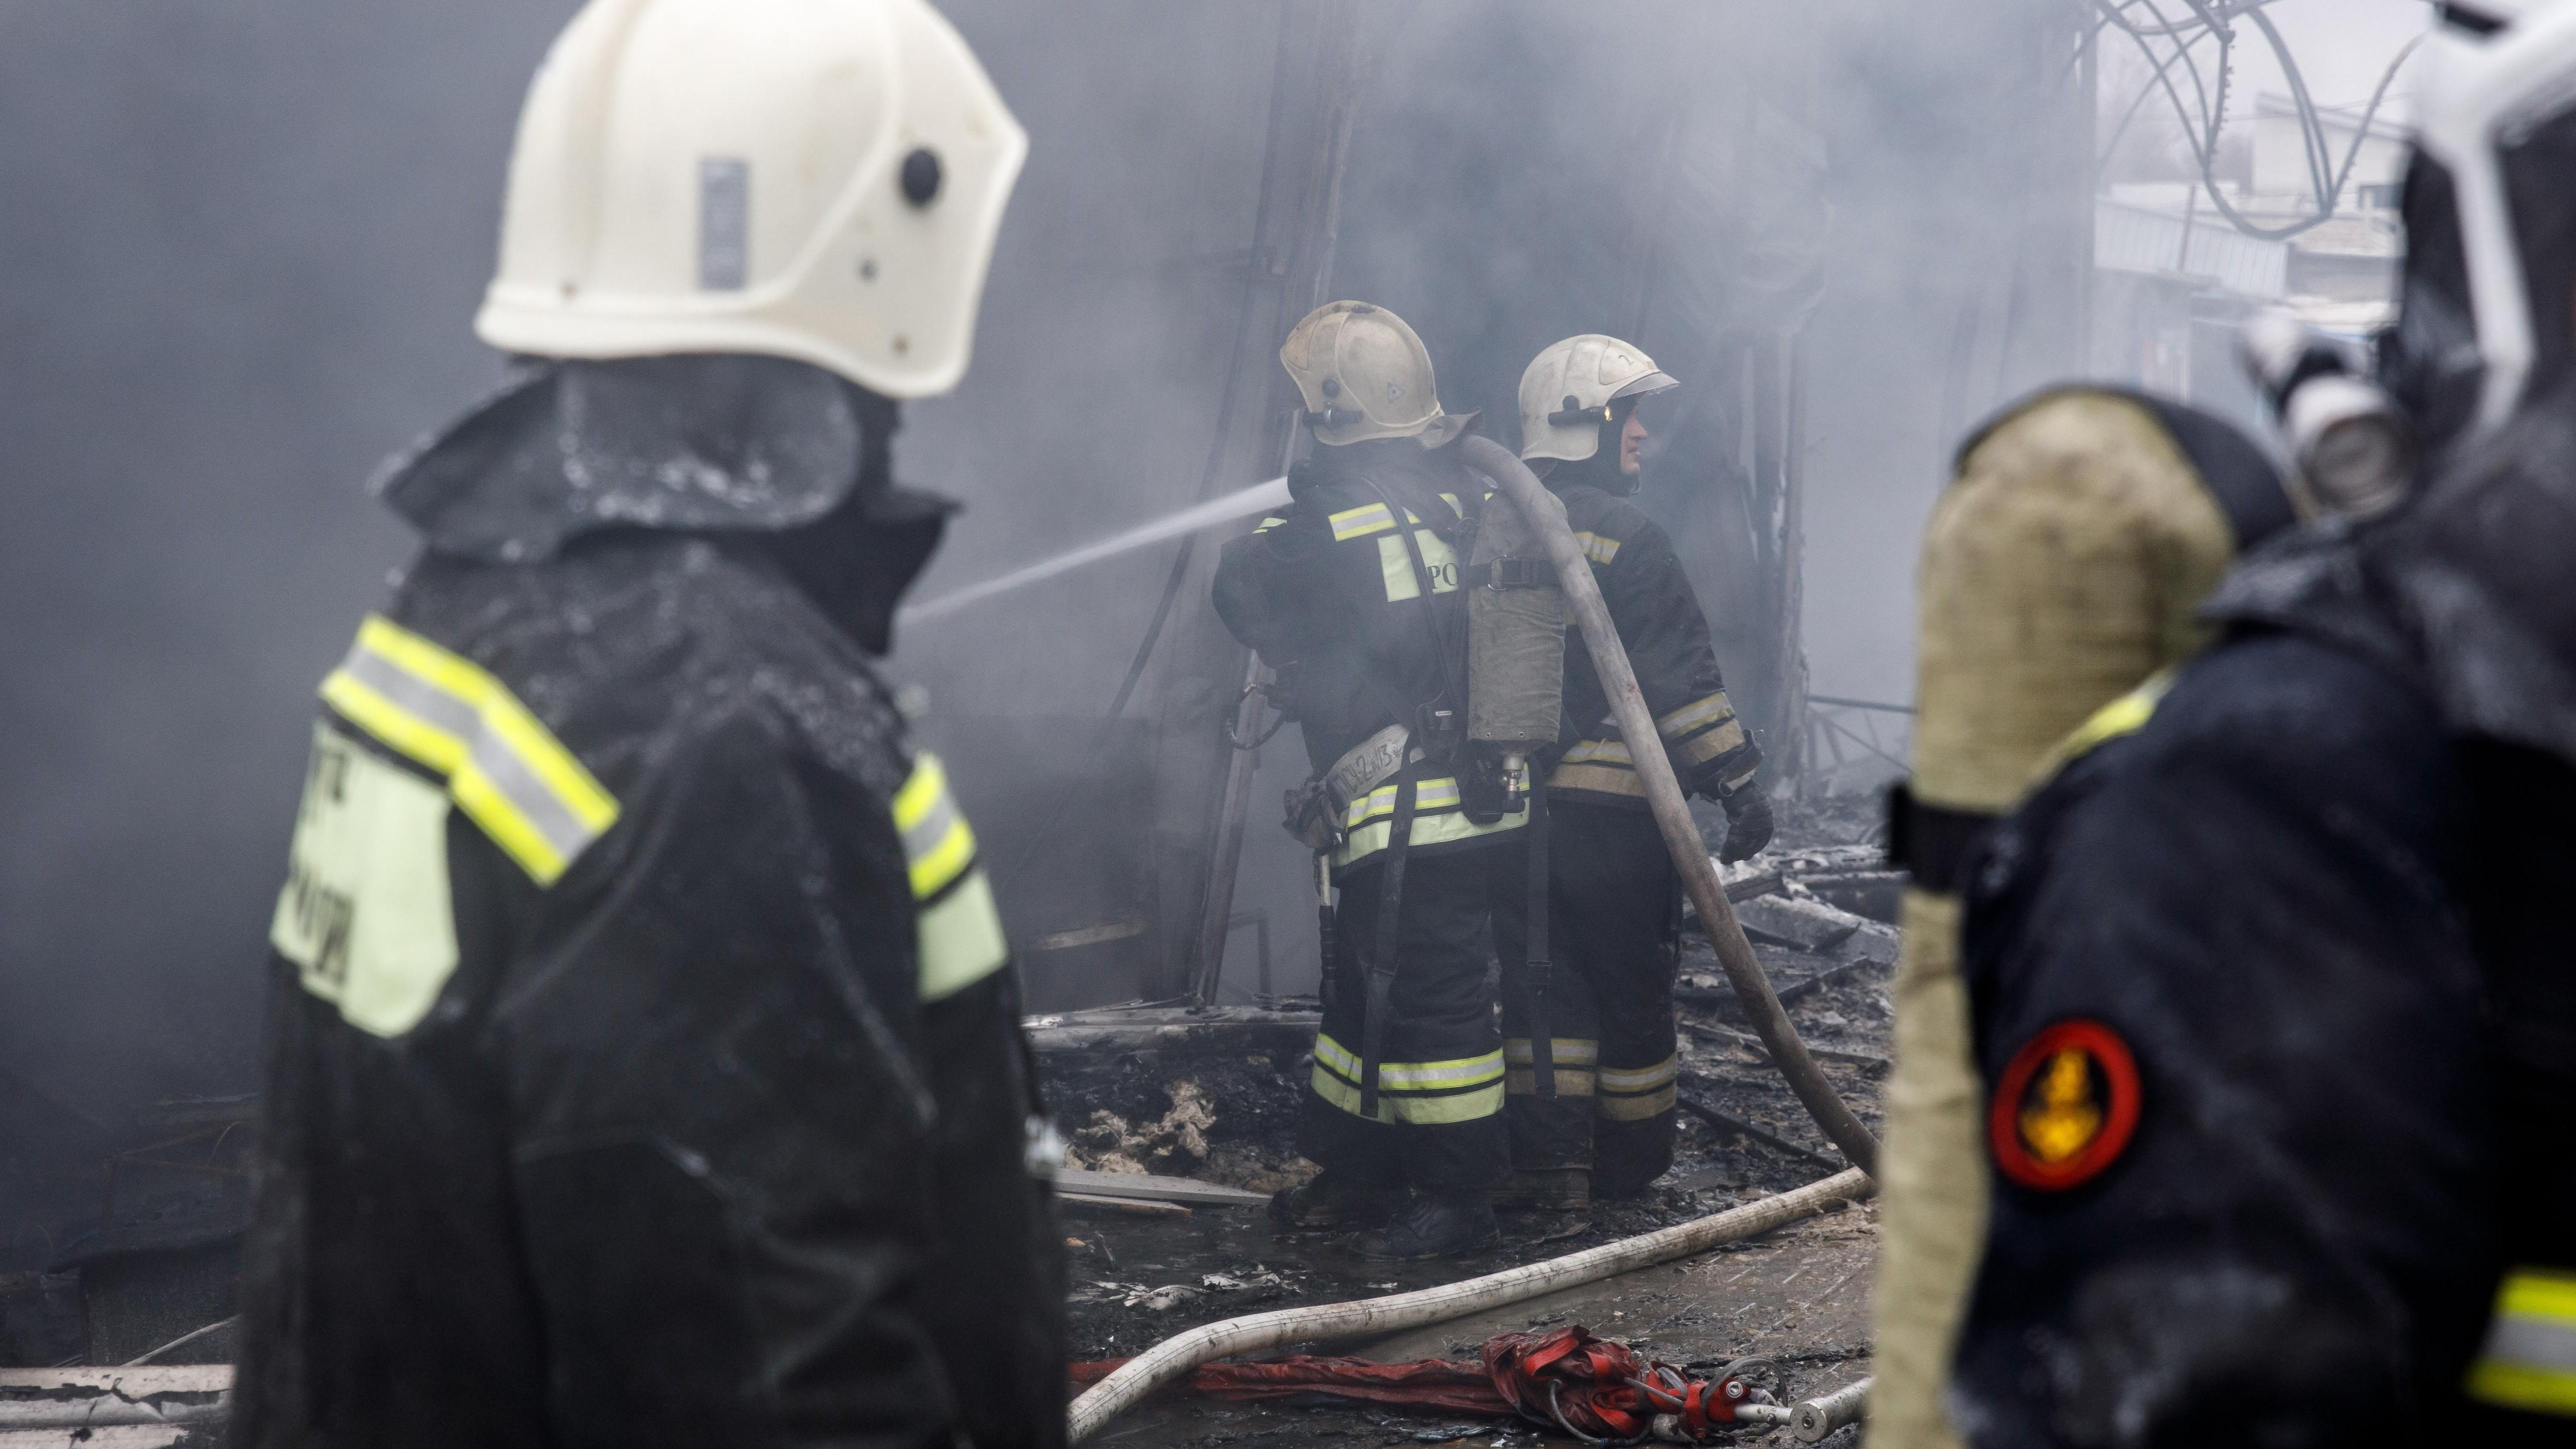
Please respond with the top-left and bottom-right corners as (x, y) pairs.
(1065, 1167), (1873, 1441)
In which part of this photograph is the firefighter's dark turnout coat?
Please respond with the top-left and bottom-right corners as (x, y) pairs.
(1214, 438), (1522, 1190)
(1493, 478), (1759, 1192)
(1950, 635), (2496, 1446)
(234, 357), (1066, 1449)
(1951, 374), (2576, 1442)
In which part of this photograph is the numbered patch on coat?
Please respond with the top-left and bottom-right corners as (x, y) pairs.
(1988, 1018), (2142, 1190)
(269, 721), (460, 1038)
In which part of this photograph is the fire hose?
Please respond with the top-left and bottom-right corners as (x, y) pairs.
(1065, 1166), (1872, 1441)
(1458, 435), (1881, 1175)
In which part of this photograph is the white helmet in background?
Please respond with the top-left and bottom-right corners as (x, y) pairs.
(1280, 301), (1471, 448)
(475, 0), (1028, 399)
(2397, 0), (2576, 439)
(1517, 334), (1679, 464)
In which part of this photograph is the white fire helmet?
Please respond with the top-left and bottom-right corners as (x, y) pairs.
(474, 0), (1028, 400)
(1517, 334), (1679, 464)
(1279, 302), (1471, 448)
(2401, 0), (2576, 437)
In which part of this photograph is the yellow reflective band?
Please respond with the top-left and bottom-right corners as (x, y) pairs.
(1310, 1034), (1506, 1124)
(1329, 502), (1396, 540)
(1505, 1037), (1600, 1066)
(1377, 529), (1461, 602)
(1547, 761), (1649, 799)
(1313, 1035), (1505, 1090)
(1574, 530), (1622, 566)
(2057, 670), (2175, 766)
(1340, 777), (1468, 828)
(1559, 737), (1635, 767)
(917, 868), (1008, 1002)
(1254, 514), (1288, 533)
(1507, 1068), (1597, 1097)
(1331, 790), (1525, 869)
(1599, 1056), (1680, 1092)
(1678, 719), (1751, 766)
(1596, 1085), (1678, 1121)
(319, 615), (619, 887)
(893, 752), (978, 901)
(1310, 1064), (1505, 1124)
(1657, 692), (1738, 739)
(2469, 1269), (2576, 1417)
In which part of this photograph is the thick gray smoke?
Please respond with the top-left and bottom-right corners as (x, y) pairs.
(2, 0), (2098, 1115)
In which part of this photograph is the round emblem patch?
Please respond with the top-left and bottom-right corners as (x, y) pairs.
(1988, 1018), (2141, 1191)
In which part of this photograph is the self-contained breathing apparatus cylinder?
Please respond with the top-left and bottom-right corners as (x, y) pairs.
(1466, 482), (1568, 807)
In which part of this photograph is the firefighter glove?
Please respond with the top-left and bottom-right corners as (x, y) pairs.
(1718, 787), (1774, 864)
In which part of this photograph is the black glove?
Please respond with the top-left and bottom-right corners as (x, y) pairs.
(1718, 787), (1774, 864)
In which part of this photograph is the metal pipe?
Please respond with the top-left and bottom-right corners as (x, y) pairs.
(1065, 1166), (1872, 1441)
(1192, 654), (1269, 1005)
(1793, 1376), (1873, 1441)
(1459, 436), (1880, 1174)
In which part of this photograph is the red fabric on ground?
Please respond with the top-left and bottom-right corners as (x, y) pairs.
(1071, 1325), (1750, 1435)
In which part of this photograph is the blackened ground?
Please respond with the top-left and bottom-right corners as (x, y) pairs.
(1041, 836), (1892, 1446)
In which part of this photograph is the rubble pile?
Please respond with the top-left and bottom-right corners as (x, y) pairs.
(1036, 832), (1898, 1446)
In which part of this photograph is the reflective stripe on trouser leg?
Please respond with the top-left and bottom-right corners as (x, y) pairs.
(1596, 1056), (1677, 1120)
(1298, 847), (1511, 1193)
(1551, 802), (1682, 1192)
(2469, 1268), (2576, 1416)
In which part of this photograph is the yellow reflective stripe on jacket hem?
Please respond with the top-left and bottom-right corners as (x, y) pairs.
(894, 752), (977, 901)
(1333, 802), (1524, 868)
(2469, 1269), (2576, 1416)
(918, 868), (1008, 1002)
(319, 615), (619, 887)
(1547, 762), (1648, 799)
(1342, 776), (1467, 827)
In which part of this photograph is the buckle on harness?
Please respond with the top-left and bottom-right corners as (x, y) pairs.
(1484, 557), (1552, 591)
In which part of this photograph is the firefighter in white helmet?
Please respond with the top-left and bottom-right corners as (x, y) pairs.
(230, 5), (1061, 1446)
(1213, 301), (1530, 1260)
(1487, 334), (1768, 1212)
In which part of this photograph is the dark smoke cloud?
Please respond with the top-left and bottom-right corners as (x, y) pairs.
(2, 0), (2094, 1112)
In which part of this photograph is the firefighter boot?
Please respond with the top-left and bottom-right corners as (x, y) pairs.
(1354, 1192), (1501, 1261)
(1270, 1172), (1404, 1230)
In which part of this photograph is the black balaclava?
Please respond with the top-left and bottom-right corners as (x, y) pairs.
(749, 387), (949, 656)
(1550, 396), (1644, 497)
